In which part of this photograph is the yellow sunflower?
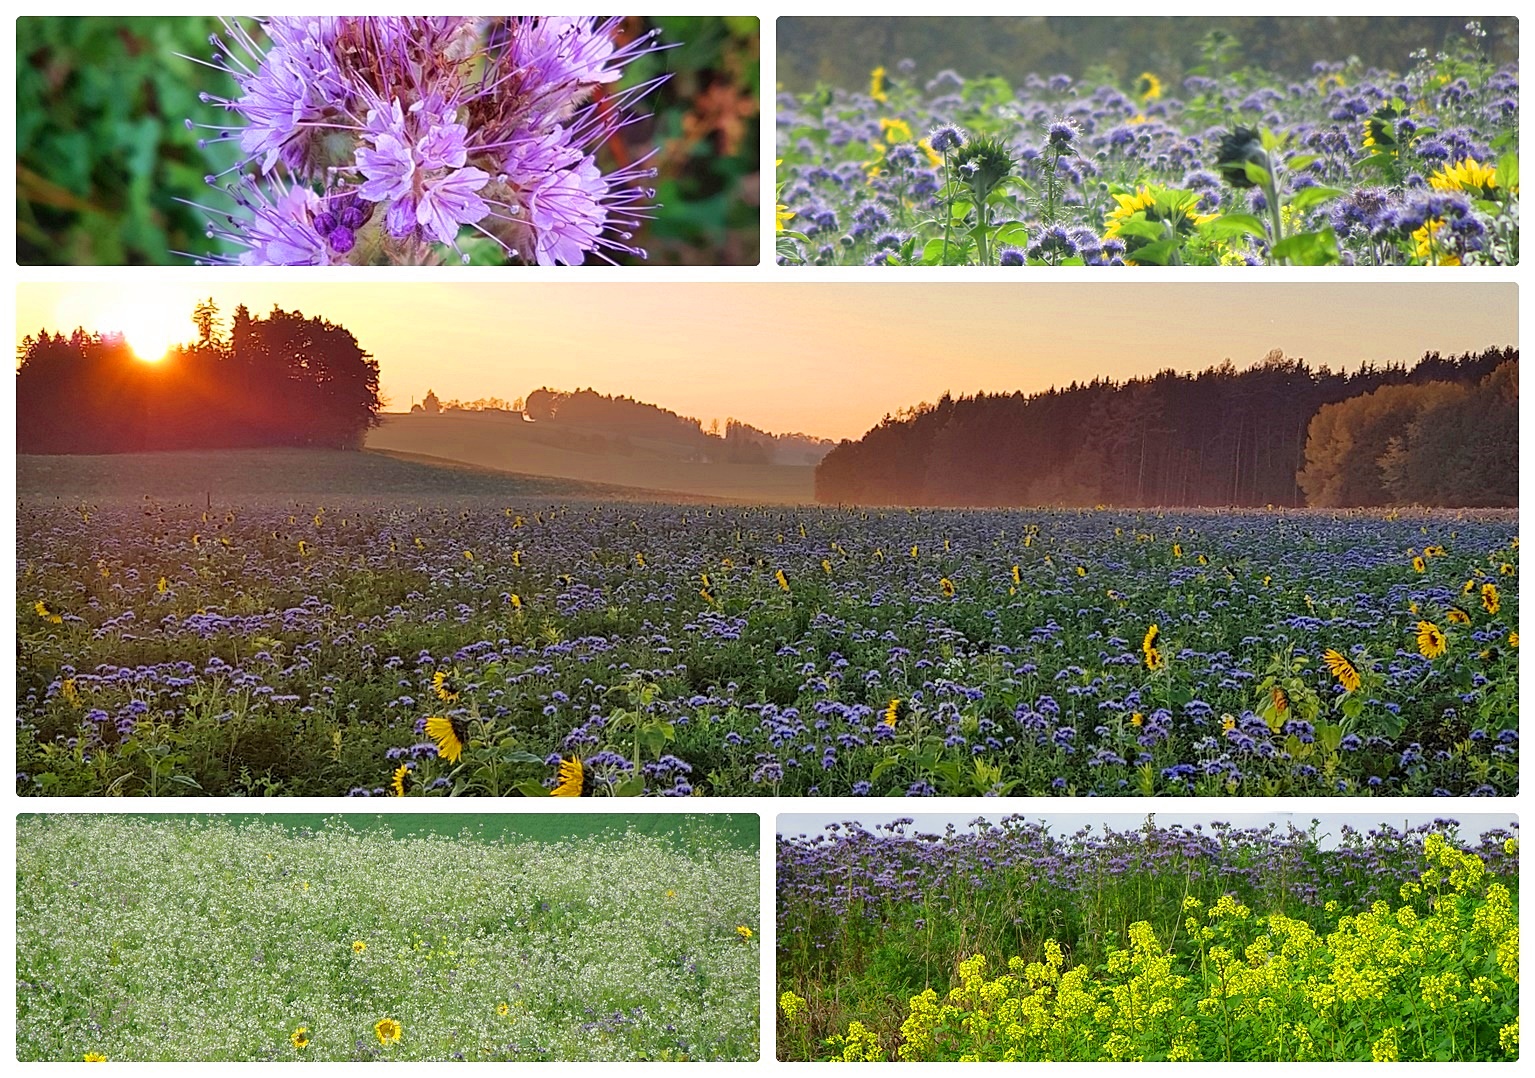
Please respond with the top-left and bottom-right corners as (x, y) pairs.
(1322, 648), (1362, 693)
(1416, 620), (1447, 659)
(882, 698), (901, 728)
(391, 763), (411, 797)
(869, 66), (888, 103)
(1428, 156), (1507, 199)
(374, 1017), (402, 1046)
(552, 756), (586, 797)
(425, 715), (467, 764)
(291, 1027), (311, 1050)
(1412, 219), (1461, 266)
(939, 577), (956, 598)
(1135, 72), (1163, 101)
(1142, 624), (1164, 671)
(1481, 582), (1501, 614)
(432, 669), (459, 703)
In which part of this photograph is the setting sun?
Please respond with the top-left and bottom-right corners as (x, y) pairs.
(41, 288), (194, 364)
(94, 304), (188, 363)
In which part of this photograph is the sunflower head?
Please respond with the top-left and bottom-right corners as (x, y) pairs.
(1214, 127), (1269, 189)
(374, 1017), (402, 1046)
(1416, 620), (1447, 659)
(1135, 71), (1163, 101)
(432, 670), (460, 702)
(951, 135), (1016, 201)
(552, 756), (588, 797)
(291, 1027), (311, 1050)
(1322, 648), (1362, 693)
(425, 715), (467, 764)
(1481, 582), (1501, 614)
(391, 763), (412, 797)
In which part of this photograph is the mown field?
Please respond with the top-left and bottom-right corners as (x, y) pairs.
(777, 817), (1518, 1061)
(17, 453), (1517, 797)
(16, 814), (759, 1061)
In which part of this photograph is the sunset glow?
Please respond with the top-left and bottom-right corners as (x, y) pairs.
(45, 291), (192, 364)
(15, 282), (1518, 441)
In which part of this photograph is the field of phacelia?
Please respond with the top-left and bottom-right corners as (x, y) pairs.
(16, 814), (758, 1061)
(17, 499), (1516, 797)
(776, 816), (1519, 1061)
(776, 36), (1517, 266)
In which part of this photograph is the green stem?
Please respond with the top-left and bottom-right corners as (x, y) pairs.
(940, 152), (954, 265)
(976, 197), (991, 266)
(1265, 176), (1286, 265)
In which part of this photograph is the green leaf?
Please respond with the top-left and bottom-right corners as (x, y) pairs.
(1203, 213), (1267, 239)
(1243, 161), (1272, 188)
(1271, 228), (1340, 266)
(1126, 238), (1179, 265)
(992, 221), (1029, 247)
(614, 775), (646, 797)
(1495, 151), (1518, 195)
(1287, 186), (1346, 212)
(513, 780), (551, 797)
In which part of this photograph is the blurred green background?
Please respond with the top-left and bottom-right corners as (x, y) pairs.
(777, 16), (1518, 91)
(16, 16), (760, 266)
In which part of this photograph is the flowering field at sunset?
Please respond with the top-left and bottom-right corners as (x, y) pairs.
(18, 493), (1516, 797)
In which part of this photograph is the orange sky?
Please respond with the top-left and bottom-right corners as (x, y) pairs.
(15, 282), (1516, 441)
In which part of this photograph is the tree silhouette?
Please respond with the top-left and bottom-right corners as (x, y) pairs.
(815, 348), (1516, 508)
(16, 301), (382, 453)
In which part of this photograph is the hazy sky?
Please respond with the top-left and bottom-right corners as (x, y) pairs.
(15, 282), (1516, 441)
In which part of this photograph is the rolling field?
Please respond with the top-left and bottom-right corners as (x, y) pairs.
(17, 447), (641, 503)
(367, 413), (817, 504)
(16, 450), (1517, 797)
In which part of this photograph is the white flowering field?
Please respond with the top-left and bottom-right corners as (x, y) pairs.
(16, 814), (759, 1061)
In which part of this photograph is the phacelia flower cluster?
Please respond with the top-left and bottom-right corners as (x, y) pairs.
(189, 17), (669, 265)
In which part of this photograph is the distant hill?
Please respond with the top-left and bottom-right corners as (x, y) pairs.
(369, 409), (818, 503)
(414, 386), (835, 467)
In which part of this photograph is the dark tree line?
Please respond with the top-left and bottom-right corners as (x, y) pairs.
(16, 301), (382, 454)
(778, 16), (1517, 93)
(815, 347), (1517, 508)
(1300, 360), (1517, 508)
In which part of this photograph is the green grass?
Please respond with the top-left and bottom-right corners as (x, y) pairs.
(16, 814), (760, 1061)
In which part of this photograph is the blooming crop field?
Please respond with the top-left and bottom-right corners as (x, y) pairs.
(776, 33), (1517, 266)
(777, 817), (1519, 1061)
(16, 814), (759, 1061)
(17, 499), (1516, 797)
